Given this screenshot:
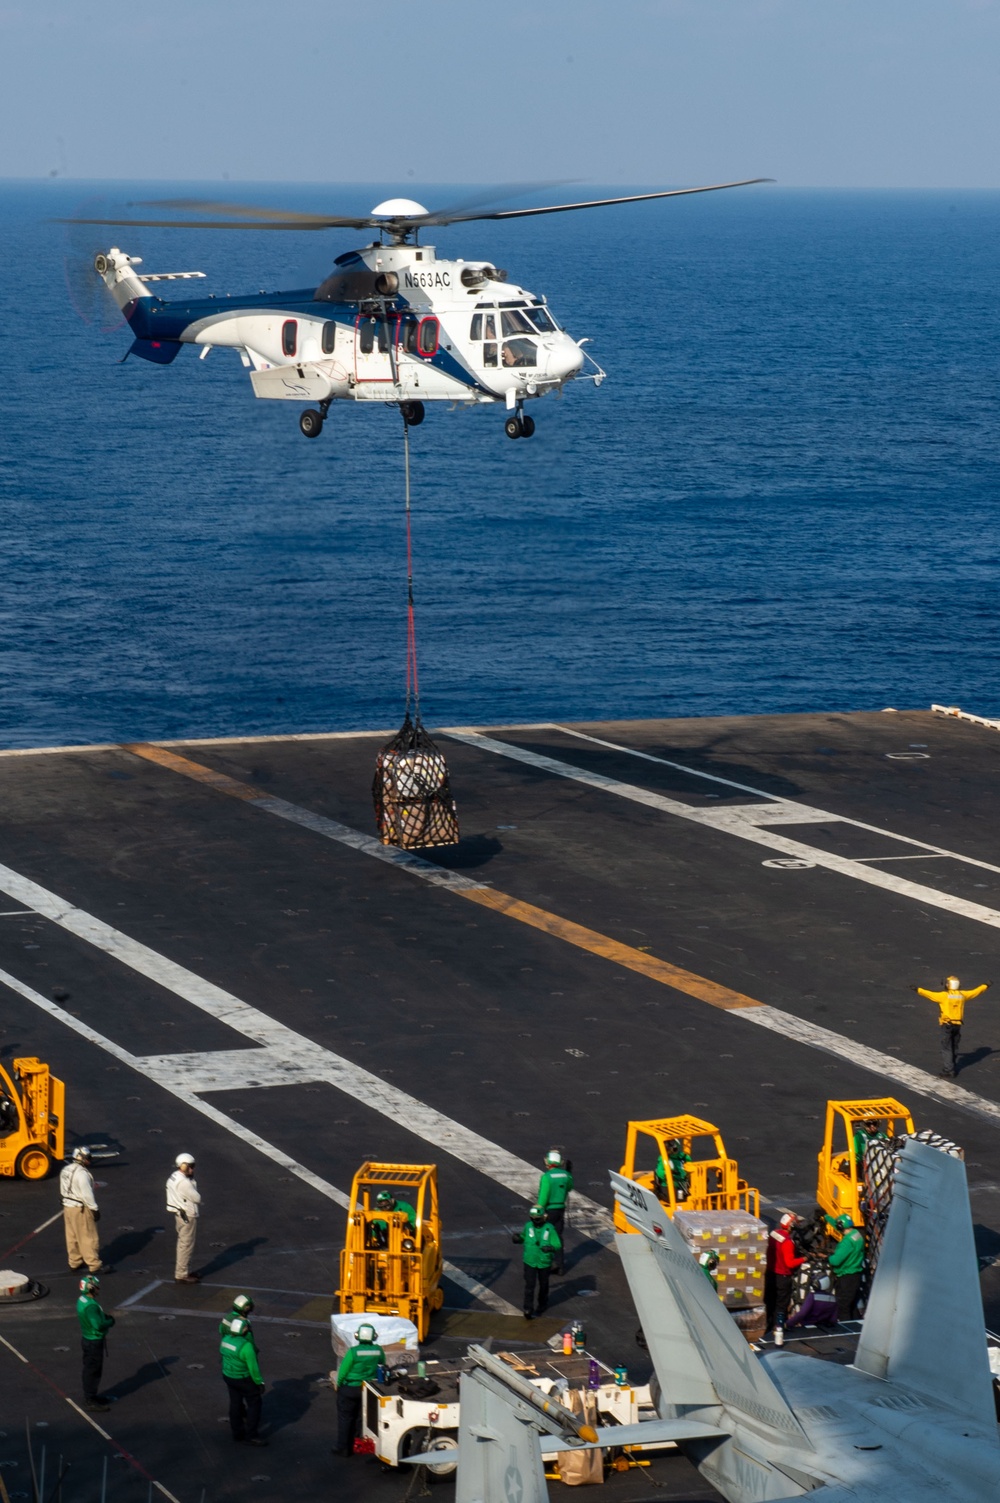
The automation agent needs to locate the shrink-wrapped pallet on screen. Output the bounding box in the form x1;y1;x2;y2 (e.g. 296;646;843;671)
672;1209;768;1309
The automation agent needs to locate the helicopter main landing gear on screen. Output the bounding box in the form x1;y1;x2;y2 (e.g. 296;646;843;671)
299;399;332;439
504;409;535;440
400;400;425;427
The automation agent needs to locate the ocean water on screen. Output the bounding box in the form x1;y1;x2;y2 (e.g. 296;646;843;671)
1;180;999;747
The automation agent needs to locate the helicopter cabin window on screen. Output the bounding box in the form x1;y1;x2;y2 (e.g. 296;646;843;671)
416;317;439;357
470;314;482;340
524;306;556;333
359;317;389;355
500;309;535;337
321;322;337;354
501;337;537;368
281;319;297;357
401;318;419;355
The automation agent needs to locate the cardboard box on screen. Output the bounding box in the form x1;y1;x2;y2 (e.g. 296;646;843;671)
673;1210;768;1310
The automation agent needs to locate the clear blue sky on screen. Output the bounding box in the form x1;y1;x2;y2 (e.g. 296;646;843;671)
3;0;999;187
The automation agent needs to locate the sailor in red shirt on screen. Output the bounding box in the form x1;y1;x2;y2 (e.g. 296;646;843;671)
766;1212;805;1332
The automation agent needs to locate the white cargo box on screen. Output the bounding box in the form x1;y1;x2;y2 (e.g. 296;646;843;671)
330;1312;420;1373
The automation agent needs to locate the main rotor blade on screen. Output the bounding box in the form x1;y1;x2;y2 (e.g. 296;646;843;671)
418;180;579;222
144;198;371;227
55;216;359;231
430;178;774;224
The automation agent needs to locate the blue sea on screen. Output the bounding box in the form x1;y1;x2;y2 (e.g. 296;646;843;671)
1;181;999;747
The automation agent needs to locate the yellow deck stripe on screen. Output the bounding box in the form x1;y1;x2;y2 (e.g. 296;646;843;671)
126;742;763;1014
461;887;760;1010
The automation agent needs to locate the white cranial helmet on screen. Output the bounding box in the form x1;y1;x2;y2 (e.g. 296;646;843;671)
175;1152;195;1167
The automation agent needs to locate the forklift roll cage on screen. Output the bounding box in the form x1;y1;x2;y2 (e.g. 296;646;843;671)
337;1162;444;1340
614;1115;760;1232
816;1097;914;1232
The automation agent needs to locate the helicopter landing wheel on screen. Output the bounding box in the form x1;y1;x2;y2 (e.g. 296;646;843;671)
519;414;535;438
401;400;425;427
299;408;324;438
504;416;522;440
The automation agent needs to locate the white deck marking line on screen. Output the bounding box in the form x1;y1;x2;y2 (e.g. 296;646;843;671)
445;731;1000;931
0;1332;29;1362
0;959;552;1311
546;723;1000;876
117;1279;163;1310
63;1396;113;1440
855;853;949;862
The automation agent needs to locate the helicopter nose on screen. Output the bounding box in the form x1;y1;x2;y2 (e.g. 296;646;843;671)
547;335;585;381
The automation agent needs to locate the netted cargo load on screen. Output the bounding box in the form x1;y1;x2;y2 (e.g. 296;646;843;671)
673;1209;768;1309
373;715;459;850
863;1130;963;1276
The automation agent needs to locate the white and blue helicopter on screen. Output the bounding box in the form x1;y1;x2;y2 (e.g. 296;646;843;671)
70;180;767;440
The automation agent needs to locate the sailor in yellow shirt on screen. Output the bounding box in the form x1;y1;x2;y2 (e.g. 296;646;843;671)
912;974;991;1078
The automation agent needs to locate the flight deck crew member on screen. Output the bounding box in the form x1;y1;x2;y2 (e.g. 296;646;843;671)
370;1190;416;1247
166;1152;201;1283
219;1293;255;1337
513;1205;561;1319
76;1274;114;1411
537;1148;573;1275
60;1147;106;1274
827;1215;866;1320
332;1323;385;1456
765;1213;804;1331
220;1316;267;1444
913;975;991;1078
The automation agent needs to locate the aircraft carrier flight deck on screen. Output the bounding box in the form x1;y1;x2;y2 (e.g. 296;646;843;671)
1;706;999;1503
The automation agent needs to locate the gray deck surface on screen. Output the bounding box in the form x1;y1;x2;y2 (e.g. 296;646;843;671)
1;708;998;1503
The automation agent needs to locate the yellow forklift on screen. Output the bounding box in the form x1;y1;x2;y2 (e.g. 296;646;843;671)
337;1162;444;1340
816;1097;914;1232
614;1115;760;1233
0;1058;65;1180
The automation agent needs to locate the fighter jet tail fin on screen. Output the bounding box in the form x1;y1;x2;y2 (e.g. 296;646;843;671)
855;1137;996;1433
611;1172;807;1441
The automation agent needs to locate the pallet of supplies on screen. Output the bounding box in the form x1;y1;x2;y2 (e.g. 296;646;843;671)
672;1209;767;1309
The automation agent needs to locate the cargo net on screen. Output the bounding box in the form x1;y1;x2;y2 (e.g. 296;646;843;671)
373;715;460;850
862;1129;964;1278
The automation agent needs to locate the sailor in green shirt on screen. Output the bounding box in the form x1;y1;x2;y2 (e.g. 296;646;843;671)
370;1190;417;1248
537;1148;572;1275
513;1206;561;1319
220;1316;266;1445
333;1323;386;1457
828;1215;866;1322
76;1274;114;1412
654;1140;691;1204
218;1292;255;1338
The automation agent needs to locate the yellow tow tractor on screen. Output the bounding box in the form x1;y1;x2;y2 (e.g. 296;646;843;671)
614;1115;760;1233
0;1058;65;1180
816;1097;914;1232
337;1162;444;1340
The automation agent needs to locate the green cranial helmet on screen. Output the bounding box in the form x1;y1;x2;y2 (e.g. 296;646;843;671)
528;1205;546;1222
667;1138;682;1153
837;1214;856;1231
233;1294;254;1316
79;1274;100;1295
356;1323;377;1344
375;1190;395;1208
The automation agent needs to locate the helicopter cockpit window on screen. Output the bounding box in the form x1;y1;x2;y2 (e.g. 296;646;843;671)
321;322;337;354
470;314;482;340
501;338;537;368
500;309;534;337
524;307;556;333
282;319;298;357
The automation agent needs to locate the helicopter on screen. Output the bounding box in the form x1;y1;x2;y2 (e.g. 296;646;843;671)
69;180;769;441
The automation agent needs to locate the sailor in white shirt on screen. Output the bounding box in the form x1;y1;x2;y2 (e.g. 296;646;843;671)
59;1146;105;1273
166;1152;202;1283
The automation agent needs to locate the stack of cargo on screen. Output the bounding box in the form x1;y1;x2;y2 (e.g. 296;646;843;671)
673;1209;767;1313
